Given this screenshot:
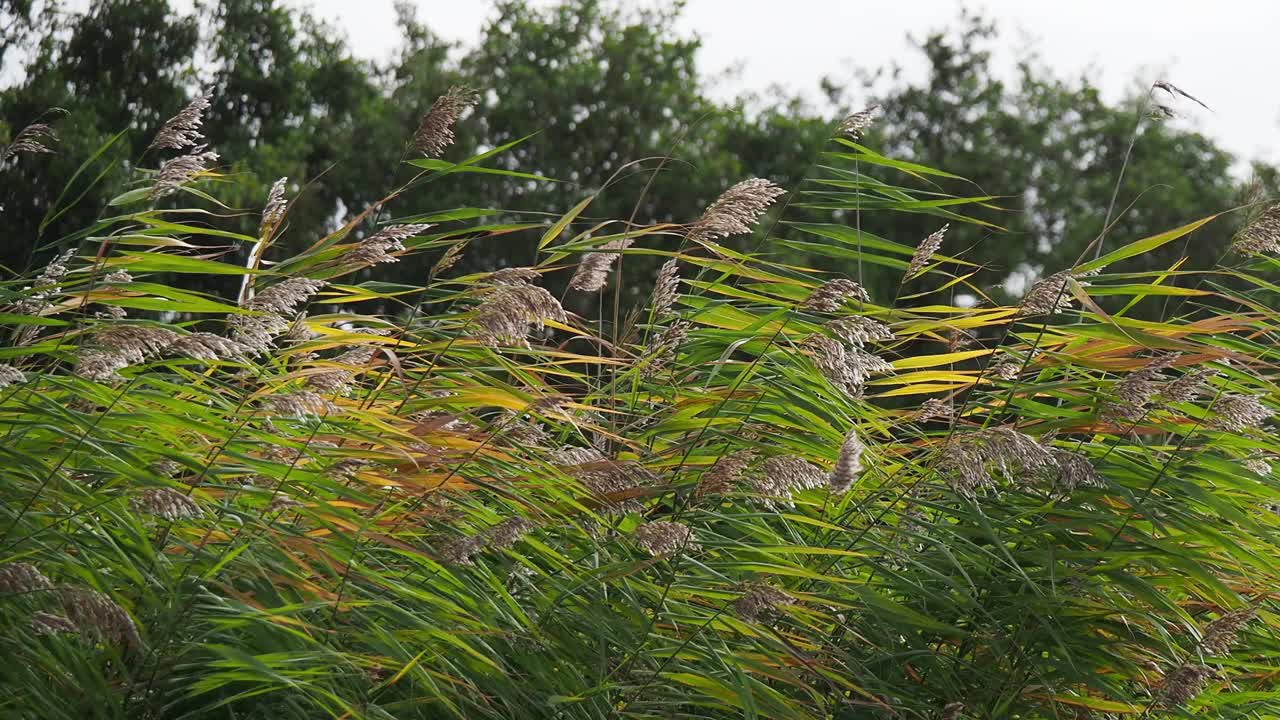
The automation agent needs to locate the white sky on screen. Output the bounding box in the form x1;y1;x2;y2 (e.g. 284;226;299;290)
294;0;1279;169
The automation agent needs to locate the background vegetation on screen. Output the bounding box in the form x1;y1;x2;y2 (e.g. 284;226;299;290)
2;1;1280;719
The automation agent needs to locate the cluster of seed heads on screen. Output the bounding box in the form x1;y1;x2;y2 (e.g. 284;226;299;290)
686;178;785;244
305;346;376;395
802;334;893;397
1103;354;1180;421
801;278;870;312
471;270;567;349
918;398;954;421
413;86;479;157
149;93;211;151
938;427;1057;497
631;521;696;556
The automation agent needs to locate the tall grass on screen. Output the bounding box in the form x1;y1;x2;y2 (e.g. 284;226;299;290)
1;92;1279;720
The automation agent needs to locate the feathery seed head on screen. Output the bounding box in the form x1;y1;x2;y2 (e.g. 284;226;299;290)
13;249;74;318
150;147;219;199
1212;394;1272;431
75;349;131;384
826;315;894;347
836;105;880;139
439;533;485;566
632;521;696;556
413;86;479;157
568;237;633;293
1020;271;1081;316
102;269;132;284
687;178;785;244
0;364;27;389
133;487;202;521
231;278;325;355
1157;664;1215;708
473;283;567;349
259;390;339;419
0;562;53;594
733;582;793;623
651;259;681;317
55;586;142;652
341;223;432;267
1232;204;1280;256
697;450;757;497
1244;456;1273;475
753;455;826;503
803;334;892;397
918;398;954;421
829;429;865;493
484;266;541;286
802;278;870;312
908;224;948;277
1;121;58;163
165;332;247;362
1201;606;1256;655
1044;448;1104;494
643;320;689;377
939;427;1055;497
31;612;77;636
148;93;211;151
1104;353;1180;420
260;177;289;238
487;516;535;551
1161;367;1217;404
91;325;180;365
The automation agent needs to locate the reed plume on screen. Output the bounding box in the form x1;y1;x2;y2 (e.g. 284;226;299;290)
413;86;479;157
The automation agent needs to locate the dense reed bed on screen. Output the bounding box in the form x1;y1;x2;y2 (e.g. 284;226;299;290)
1;90;1279;719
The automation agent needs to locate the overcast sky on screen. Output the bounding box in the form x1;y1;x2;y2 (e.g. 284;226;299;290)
293;0;1279;170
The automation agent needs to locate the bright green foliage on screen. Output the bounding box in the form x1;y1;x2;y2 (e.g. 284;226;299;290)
1;82;1280;720
5;0;1272;308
